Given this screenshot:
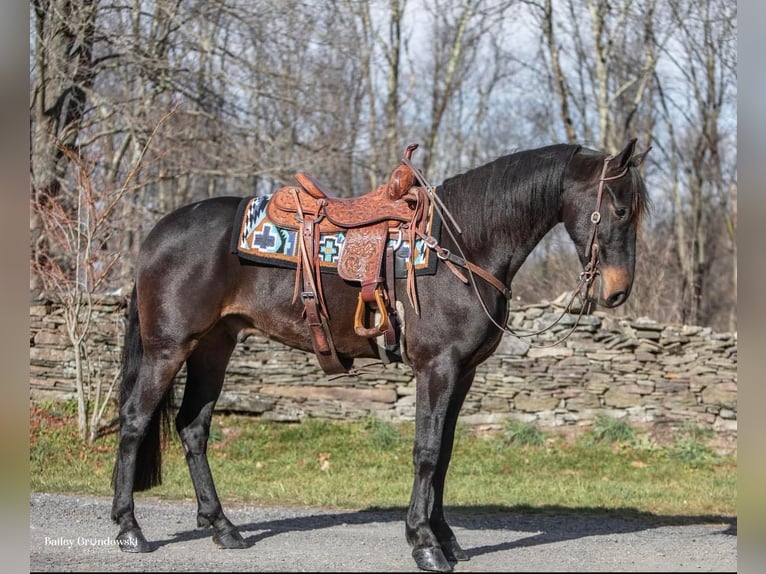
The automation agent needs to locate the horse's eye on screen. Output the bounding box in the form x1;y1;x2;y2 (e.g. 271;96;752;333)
614;208;627;219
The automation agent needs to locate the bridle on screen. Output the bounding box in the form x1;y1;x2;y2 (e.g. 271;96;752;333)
404;153;630;347
506;155;630;346
581;154;631;298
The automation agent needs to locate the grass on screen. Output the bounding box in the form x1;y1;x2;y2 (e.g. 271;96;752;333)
503;419;546;447
591;414;637;444
29;404;736;519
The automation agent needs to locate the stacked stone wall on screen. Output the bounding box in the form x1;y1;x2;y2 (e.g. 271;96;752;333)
29;297;737;440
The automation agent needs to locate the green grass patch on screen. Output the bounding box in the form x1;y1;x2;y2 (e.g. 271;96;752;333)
29;405;736;518
671;422;718;468
362;416;403;449
590;414;637;444
503;419;546;447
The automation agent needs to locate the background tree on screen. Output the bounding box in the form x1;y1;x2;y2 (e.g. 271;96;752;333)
31;111;173;442
510;0;735;331
29;0;738;347
30;0;98;291
652;0;737;328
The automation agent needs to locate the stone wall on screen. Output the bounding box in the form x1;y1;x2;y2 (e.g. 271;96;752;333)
29;296;737;440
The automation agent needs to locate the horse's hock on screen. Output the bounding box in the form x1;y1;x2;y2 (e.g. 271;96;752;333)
29;295;737;448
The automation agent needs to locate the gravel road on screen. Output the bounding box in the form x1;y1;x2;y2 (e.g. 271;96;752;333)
30;492;736;572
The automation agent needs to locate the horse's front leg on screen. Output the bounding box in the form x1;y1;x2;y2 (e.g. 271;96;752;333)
428;368;476;564
406;361;470;572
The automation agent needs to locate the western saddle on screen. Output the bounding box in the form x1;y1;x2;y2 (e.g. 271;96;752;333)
266;144;431;374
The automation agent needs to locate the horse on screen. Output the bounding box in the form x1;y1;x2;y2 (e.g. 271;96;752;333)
111;139;649;572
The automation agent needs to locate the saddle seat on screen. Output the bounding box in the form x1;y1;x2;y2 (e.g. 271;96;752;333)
267;143;422;233
267;144;429;376
266;179;420;234
292;144;418;203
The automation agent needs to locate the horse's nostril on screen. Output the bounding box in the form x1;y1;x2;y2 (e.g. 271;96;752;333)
606;290;628;307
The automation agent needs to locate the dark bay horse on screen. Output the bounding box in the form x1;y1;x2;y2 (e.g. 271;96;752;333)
111;140;649;571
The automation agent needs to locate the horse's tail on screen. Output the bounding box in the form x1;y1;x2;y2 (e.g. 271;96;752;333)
112;284;172;492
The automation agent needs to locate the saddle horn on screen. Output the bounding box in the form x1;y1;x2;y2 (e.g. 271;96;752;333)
387;144;420;201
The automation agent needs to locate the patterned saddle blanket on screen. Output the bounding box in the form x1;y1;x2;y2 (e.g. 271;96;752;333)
230;194;440;278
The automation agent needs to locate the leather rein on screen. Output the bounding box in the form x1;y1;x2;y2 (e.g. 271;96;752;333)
403;154;629;347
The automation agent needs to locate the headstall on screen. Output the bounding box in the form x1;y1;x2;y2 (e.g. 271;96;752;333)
404;154;630;347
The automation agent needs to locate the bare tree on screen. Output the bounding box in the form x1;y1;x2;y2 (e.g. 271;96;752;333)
651;0;736;327
31;108;172;442
526;0;667;148
30;0;99;293
415;0;517;175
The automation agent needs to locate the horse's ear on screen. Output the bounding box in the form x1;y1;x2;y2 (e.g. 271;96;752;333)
630;146;651;168
613;138;638;169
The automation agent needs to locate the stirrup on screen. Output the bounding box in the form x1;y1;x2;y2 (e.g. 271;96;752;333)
354;287;391;338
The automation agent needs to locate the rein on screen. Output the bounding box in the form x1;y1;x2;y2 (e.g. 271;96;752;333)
403;154;628;347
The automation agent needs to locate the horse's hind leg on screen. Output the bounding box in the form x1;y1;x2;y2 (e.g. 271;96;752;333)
175;323;246;549
112;351;185;552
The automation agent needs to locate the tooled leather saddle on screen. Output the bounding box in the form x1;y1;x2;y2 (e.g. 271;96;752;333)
267;144;431;375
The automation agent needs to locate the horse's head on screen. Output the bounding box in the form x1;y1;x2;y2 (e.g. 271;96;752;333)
562;139;650;308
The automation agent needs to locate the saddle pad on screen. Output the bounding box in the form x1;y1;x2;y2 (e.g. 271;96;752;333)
230;195;440;278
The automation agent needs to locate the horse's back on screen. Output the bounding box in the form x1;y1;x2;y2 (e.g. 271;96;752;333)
140;196;241;254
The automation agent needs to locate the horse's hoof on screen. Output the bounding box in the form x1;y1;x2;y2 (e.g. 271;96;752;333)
213;528;248;549
441;538;469;562
116;528;152;553
412;546;453;572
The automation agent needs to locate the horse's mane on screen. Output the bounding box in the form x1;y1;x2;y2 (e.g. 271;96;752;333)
438;144;581;247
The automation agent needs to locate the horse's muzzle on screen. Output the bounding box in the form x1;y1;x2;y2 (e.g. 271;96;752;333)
598;266;633;308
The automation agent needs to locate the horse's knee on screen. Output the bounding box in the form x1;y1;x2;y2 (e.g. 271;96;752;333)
413;444;441;473
118;413;150;437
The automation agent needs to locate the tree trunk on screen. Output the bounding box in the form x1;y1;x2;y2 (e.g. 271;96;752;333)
30;0;97;293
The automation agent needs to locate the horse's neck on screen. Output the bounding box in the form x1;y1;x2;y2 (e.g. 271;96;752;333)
511;194;563;270
441;172;562;284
